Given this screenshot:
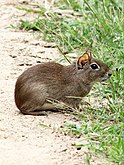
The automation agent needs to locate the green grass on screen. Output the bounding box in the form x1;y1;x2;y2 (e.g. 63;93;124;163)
15;0;124;164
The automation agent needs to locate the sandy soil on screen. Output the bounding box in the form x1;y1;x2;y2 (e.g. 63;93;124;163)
0;1;112;165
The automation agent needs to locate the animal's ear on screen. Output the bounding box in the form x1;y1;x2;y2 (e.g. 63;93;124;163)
77;52;92;69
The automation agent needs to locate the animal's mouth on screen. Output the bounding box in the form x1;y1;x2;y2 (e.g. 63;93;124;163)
101;73;112;81
101;77;110;81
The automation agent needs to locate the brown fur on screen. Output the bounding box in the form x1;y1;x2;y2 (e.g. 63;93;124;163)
14;52;112;115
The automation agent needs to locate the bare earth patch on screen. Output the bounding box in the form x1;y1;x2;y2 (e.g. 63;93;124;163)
0;1;111;165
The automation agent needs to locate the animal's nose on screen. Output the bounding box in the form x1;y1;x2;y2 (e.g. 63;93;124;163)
108;71;112;77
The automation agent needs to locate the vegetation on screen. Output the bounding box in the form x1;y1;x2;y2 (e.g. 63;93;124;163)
16;0;124;164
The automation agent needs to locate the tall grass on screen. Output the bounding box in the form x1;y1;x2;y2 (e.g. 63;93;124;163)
16;0;124;164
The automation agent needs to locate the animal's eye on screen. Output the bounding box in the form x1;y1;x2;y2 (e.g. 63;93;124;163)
90;63;99;70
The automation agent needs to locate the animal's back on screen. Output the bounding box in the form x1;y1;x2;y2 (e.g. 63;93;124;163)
17;62;64;83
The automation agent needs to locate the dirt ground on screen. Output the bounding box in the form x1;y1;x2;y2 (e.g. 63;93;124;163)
0;1;111;165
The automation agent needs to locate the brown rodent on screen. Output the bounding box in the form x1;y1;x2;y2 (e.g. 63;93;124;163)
14;51;112;115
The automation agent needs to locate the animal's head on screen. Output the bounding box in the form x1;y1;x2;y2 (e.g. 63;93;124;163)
76;51;112;84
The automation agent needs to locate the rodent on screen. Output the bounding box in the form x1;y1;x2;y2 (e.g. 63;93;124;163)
14;51;112;115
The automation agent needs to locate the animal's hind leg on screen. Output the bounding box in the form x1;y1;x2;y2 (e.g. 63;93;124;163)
20;102;56;116
21;109;47;116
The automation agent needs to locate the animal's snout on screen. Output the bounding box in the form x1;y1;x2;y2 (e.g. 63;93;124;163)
107;71;112;78
101;70;112;81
